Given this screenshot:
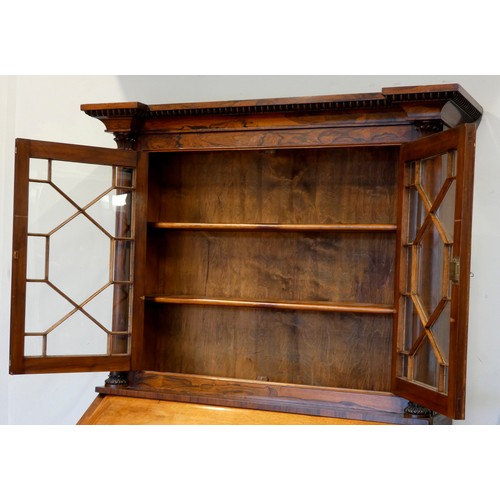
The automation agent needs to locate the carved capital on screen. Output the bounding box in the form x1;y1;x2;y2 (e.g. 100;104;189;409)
415;120;444;136
114;132;137;150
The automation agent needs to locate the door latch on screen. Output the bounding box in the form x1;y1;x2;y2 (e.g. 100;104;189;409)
450;257;460;284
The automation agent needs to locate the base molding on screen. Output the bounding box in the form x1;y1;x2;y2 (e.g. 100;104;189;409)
94;371;451;425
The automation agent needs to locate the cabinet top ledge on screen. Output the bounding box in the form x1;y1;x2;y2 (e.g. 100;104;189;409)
80;83;482;123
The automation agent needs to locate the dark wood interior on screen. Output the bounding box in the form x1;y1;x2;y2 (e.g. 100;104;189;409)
141;146;398;392
147;304;393;391
147;148;398;224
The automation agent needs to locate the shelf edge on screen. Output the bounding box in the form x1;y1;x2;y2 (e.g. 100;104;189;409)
143;296;396;314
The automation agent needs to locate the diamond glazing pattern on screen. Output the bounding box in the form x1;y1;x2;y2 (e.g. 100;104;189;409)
24;159;134;357
404;151;457;393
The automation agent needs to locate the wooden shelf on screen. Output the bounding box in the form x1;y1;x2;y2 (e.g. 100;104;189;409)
149;222;397;232
143;295;396;314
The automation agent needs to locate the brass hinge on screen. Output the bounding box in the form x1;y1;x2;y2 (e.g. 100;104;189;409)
450;257;460;284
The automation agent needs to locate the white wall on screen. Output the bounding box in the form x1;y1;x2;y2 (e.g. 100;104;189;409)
0;76;126;425
1;75;500;424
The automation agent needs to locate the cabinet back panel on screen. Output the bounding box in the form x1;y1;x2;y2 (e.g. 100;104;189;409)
148;148;398;224
150;304;393;391
143;145;397;392
149;230;395;305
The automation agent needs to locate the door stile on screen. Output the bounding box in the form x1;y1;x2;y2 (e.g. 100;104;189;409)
448;123;476;418
10;139;30;374
130;151;149;370
392;141;408;389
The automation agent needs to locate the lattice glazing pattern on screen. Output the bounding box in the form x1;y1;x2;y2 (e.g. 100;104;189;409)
401;151;457;393
24;159;134;357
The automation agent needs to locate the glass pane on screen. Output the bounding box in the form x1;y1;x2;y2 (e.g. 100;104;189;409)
28;182;77;234
83;284;114;332
404;296;422;351
25;282;74;333
400;139;460;399
110;333;130;355
21;150;136;361
86;189;133;237
404;247;412;294
50;214;111;304
436;180;456;242
420;153;448;206
413;335;438;389
27;236;47;280
46;311;108;356
29;158;49;181
51;161;113;208
416;222;446;318
115;167;134;189
430;301;451;365
405;161;416;186
113;241;133;282
83;285;130;332
441;366;448;394
407;186;426;243
112;284;131;330
25;335;44;356
400;354;408;376
446;150;457;177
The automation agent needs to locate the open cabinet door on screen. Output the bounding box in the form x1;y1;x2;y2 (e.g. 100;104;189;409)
392;124;477;419
10;139;140;374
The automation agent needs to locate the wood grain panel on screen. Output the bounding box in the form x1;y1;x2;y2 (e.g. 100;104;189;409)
148;230;395;305
149;304;393;391
148;147;398;224
141;127;414;151
28;139;137;166
21;355;130;374
140;110;408;135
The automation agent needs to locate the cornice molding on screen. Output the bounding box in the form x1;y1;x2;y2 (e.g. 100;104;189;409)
80;84;482;142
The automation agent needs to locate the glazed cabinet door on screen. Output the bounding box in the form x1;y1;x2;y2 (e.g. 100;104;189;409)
10;139;140;374
393;124;476;419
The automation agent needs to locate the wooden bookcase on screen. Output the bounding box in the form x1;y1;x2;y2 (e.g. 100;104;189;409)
9;84;482;424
